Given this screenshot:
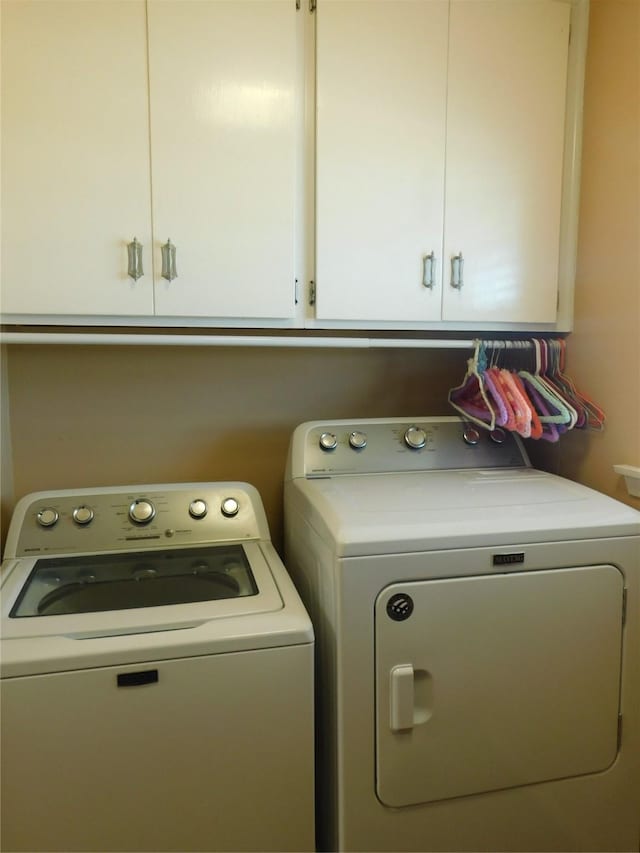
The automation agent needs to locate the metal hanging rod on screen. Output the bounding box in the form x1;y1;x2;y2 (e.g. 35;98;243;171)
0;332;477;349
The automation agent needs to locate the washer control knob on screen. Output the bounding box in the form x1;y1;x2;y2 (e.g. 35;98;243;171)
189;499;208;519
349;431;367;450
72;505;94;526
129;499;156;524
463;426;481;446
319;432;338;451
404;426;426;450
221;497;239;518
37;508;59;528
489;428;507;444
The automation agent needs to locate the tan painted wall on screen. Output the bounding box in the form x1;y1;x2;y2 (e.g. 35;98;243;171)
529;0;640;509
3;0;639;552
3;344;460;553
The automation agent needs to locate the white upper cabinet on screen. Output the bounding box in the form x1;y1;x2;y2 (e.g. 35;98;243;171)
1;0;153;317
1;0;298;324
315;0;449;323
313;0;574;327
442;0;570;323
148;1;298;321
1;0;584;330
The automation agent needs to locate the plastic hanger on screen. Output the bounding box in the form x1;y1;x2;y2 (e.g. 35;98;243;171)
518;340;573;426
448;340;497;430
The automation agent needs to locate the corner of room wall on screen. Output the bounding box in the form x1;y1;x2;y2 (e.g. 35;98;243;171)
1;345;15;549
552;0;640;508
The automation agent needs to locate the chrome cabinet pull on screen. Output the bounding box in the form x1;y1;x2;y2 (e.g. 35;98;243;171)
450;252;464;289
422;251;436;289
161;239;178;282
127;237;144;281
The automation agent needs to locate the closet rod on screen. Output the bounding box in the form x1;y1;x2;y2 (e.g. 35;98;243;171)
0;332;476;349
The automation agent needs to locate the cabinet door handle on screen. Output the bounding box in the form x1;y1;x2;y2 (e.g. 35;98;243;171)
161;239;178;282
450;252;464;289
422;251;436;289
127;237;144;281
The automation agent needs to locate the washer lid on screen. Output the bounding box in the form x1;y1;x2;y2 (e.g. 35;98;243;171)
9;544;258;619
1;542;284;640
289;468;640;556
1;540;313;676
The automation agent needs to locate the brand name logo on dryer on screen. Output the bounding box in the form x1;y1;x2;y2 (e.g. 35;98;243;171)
493;552;525;566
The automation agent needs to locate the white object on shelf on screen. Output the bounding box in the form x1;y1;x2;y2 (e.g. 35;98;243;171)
613;465;640;497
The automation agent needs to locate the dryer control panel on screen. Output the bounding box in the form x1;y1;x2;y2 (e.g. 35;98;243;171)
289;417;530;479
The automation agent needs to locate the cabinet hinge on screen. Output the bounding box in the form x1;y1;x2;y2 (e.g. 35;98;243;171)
309;0;316;11
622;587;628;625
309;280;316;306
617;714;623;750
296;0;300;9
294;278;299;305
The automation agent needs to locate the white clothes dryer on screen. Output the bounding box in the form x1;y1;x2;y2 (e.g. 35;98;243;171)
1;482;314;853
284;417;640;853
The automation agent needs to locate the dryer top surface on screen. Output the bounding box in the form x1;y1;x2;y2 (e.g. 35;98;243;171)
287;466;640;556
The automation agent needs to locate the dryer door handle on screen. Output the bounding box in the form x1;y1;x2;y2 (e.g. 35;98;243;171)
390;665;415;731
389;664;433;732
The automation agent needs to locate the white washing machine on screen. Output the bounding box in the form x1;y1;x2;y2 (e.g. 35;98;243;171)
1;482;314;853
284;417;640;853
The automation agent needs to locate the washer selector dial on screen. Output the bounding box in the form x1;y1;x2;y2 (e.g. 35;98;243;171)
349;431;367;450
319;432;338;451
73;505;94;526
129;499;156;525
189;499;208;519
221;497;239;518
404;426;427;449
37;508;59;528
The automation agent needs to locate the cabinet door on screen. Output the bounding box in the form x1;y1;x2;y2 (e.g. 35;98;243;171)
148;1;298;321
442;0;571;323
315;0;448;322
1;1;153;317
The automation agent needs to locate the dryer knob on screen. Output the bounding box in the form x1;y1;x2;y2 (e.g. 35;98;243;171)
404;426;426;449
489;428;507;444
349;431;367;450
129;499;156;524
37;508;59;528
319;432;338;451
463;426;481;446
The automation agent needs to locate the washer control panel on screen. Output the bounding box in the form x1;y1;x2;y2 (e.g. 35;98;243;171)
295;417;530;478
5;483;266;559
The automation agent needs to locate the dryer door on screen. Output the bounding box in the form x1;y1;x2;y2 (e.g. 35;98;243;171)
375;565;624;807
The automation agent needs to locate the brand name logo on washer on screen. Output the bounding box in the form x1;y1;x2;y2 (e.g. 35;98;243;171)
493;553;525;565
